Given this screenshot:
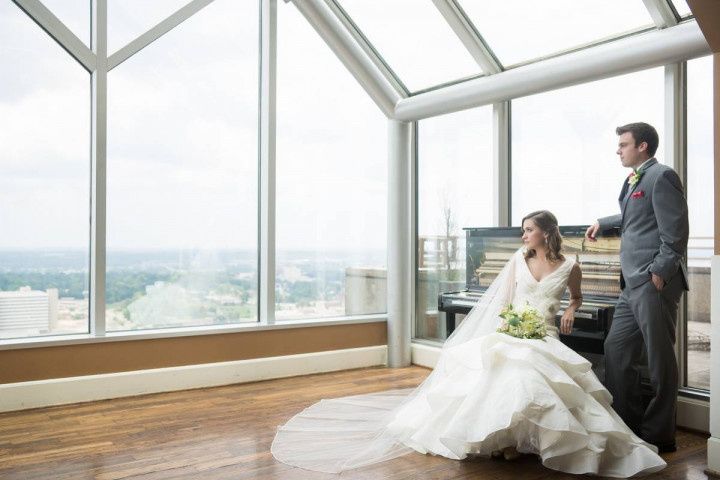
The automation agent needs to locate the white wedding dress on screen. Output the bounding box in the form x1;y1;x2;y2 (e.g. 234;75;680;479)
272;249;666;477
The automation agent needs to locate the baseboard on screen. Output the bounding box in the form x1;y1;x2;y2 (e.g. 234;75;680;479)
708;437;720;475
678;395;710;433
0;345;388;412
411;342;709;433
411;342;441;368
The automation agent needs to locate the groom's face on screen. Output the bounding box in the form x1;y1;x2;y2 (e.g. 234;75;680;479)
617;132;647;169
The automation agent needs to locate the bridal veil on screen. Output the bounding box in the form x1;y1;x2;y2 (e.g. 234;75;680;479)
270;250;520;472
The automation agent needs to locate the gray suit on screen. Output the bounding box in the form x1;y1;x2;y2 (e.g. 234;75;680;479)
597;157;689;446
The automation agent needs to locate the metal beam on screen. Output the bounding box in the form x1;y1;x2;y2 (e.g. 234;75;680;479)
665;62;688;388
90;0;108;336
287;0;403;118
12;0;96;72
665;63;687;188
642;0;680;28
493;101;510;226
107;0;215;71
325;0;409;96
259;0;277;324
393;21;710;121
431;0;502;74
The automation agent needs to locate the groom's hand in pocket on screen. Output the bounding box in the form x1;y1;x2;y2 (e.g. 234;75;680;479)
585;222;600;242
651;273;665;291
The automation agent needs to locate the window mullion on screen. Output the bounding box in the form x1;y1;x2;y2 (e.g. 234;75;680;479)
259;0;277;325
493;101;510;227
90;0;108;337
665;62;687;386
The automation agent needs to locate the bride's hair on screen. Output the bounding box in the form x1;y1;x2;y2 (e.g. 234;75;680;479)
521;210;564;262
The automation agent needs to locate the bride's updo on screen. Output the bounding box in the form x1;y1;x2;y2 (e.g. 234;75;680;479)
521;210;564;262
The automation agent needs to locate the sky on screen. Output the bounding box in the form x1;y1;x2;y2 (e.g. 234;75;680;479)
0;0;712;254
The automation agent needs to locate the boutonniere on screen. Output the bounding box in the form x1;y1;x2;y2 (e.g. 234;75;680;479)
631;190;645;199
628;170;643;186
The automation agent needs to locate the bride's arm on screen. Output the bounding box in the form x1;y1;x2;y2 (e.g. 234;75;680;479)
560;264;583;335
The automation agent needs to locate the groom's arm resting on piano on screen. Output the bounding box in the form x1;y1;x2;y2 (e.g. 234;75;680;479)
585;214;621;242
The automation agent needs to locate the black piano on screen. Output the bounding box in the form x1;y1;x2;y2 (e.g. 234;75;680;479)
439;226;621;366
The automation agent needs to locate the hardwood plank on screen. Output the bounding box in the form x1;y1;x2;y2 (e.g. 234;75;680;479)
0;366;709;479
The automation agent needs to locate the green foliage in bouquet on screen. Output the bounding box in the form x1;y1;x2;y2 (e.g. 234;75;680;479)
496;303;548;340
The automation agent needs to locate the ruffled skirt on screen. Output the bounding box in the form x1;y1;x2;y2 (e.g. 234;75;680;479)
271;333;666;477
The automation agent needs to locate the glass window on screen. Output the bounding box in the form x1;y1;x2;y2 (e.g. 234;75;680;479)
106;0;258;331
671;0;693;18
511;67;665;225
686;55;713;391
108;0;188;54
41;0;90;46
276;3;387;321
459;0;654;67
337;0;481;92
416;107;494;341
0;3;90;339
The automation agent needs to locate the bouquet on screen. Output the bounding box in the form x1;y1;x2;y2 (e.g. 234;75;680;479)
496;303;548;339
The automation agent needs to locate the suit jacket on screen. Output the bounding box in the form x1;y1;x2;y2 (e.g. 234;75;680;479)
598;158;689;291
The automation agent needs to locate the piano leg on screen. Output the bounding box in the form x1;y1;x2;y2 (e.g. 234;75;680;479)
446;312;456;337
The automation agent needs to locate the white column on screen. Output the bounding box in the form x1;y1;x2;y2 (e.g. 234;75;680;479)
387;120;414;367
709;257;720;474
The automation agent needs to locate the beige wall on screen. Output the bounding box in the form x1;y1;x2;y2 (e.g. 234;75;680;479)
716;52;719;255
0;322;387;384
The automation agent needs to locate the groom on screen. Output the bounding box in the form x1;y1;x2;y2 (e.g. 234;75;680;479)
585;122;688;453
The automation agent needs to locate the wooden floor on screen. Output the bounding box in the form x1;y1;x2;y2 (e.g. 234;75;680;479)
0;366;710;479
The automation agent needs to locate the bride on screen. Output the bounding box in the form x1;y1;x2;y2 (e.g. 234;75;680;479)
271;210;666;477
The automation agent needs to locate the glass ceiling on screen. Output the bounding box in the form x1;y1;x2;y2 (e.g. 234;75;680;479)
41;0;90;46
337;0;482;92
671;0;693;17
459;0;655;68
333;0;669;94
27;0;699;97
108;0;189;54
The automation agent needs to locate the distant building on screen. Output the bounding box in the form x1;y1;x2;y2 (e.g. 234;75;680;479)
0;286;59;336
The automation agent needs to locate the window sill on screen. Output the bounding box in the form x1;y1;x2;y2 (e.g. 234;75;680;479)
0;314;388;351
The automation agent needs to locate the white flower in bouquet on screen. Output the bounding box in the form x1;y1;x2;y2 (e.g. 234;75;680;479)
496;303;548;340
